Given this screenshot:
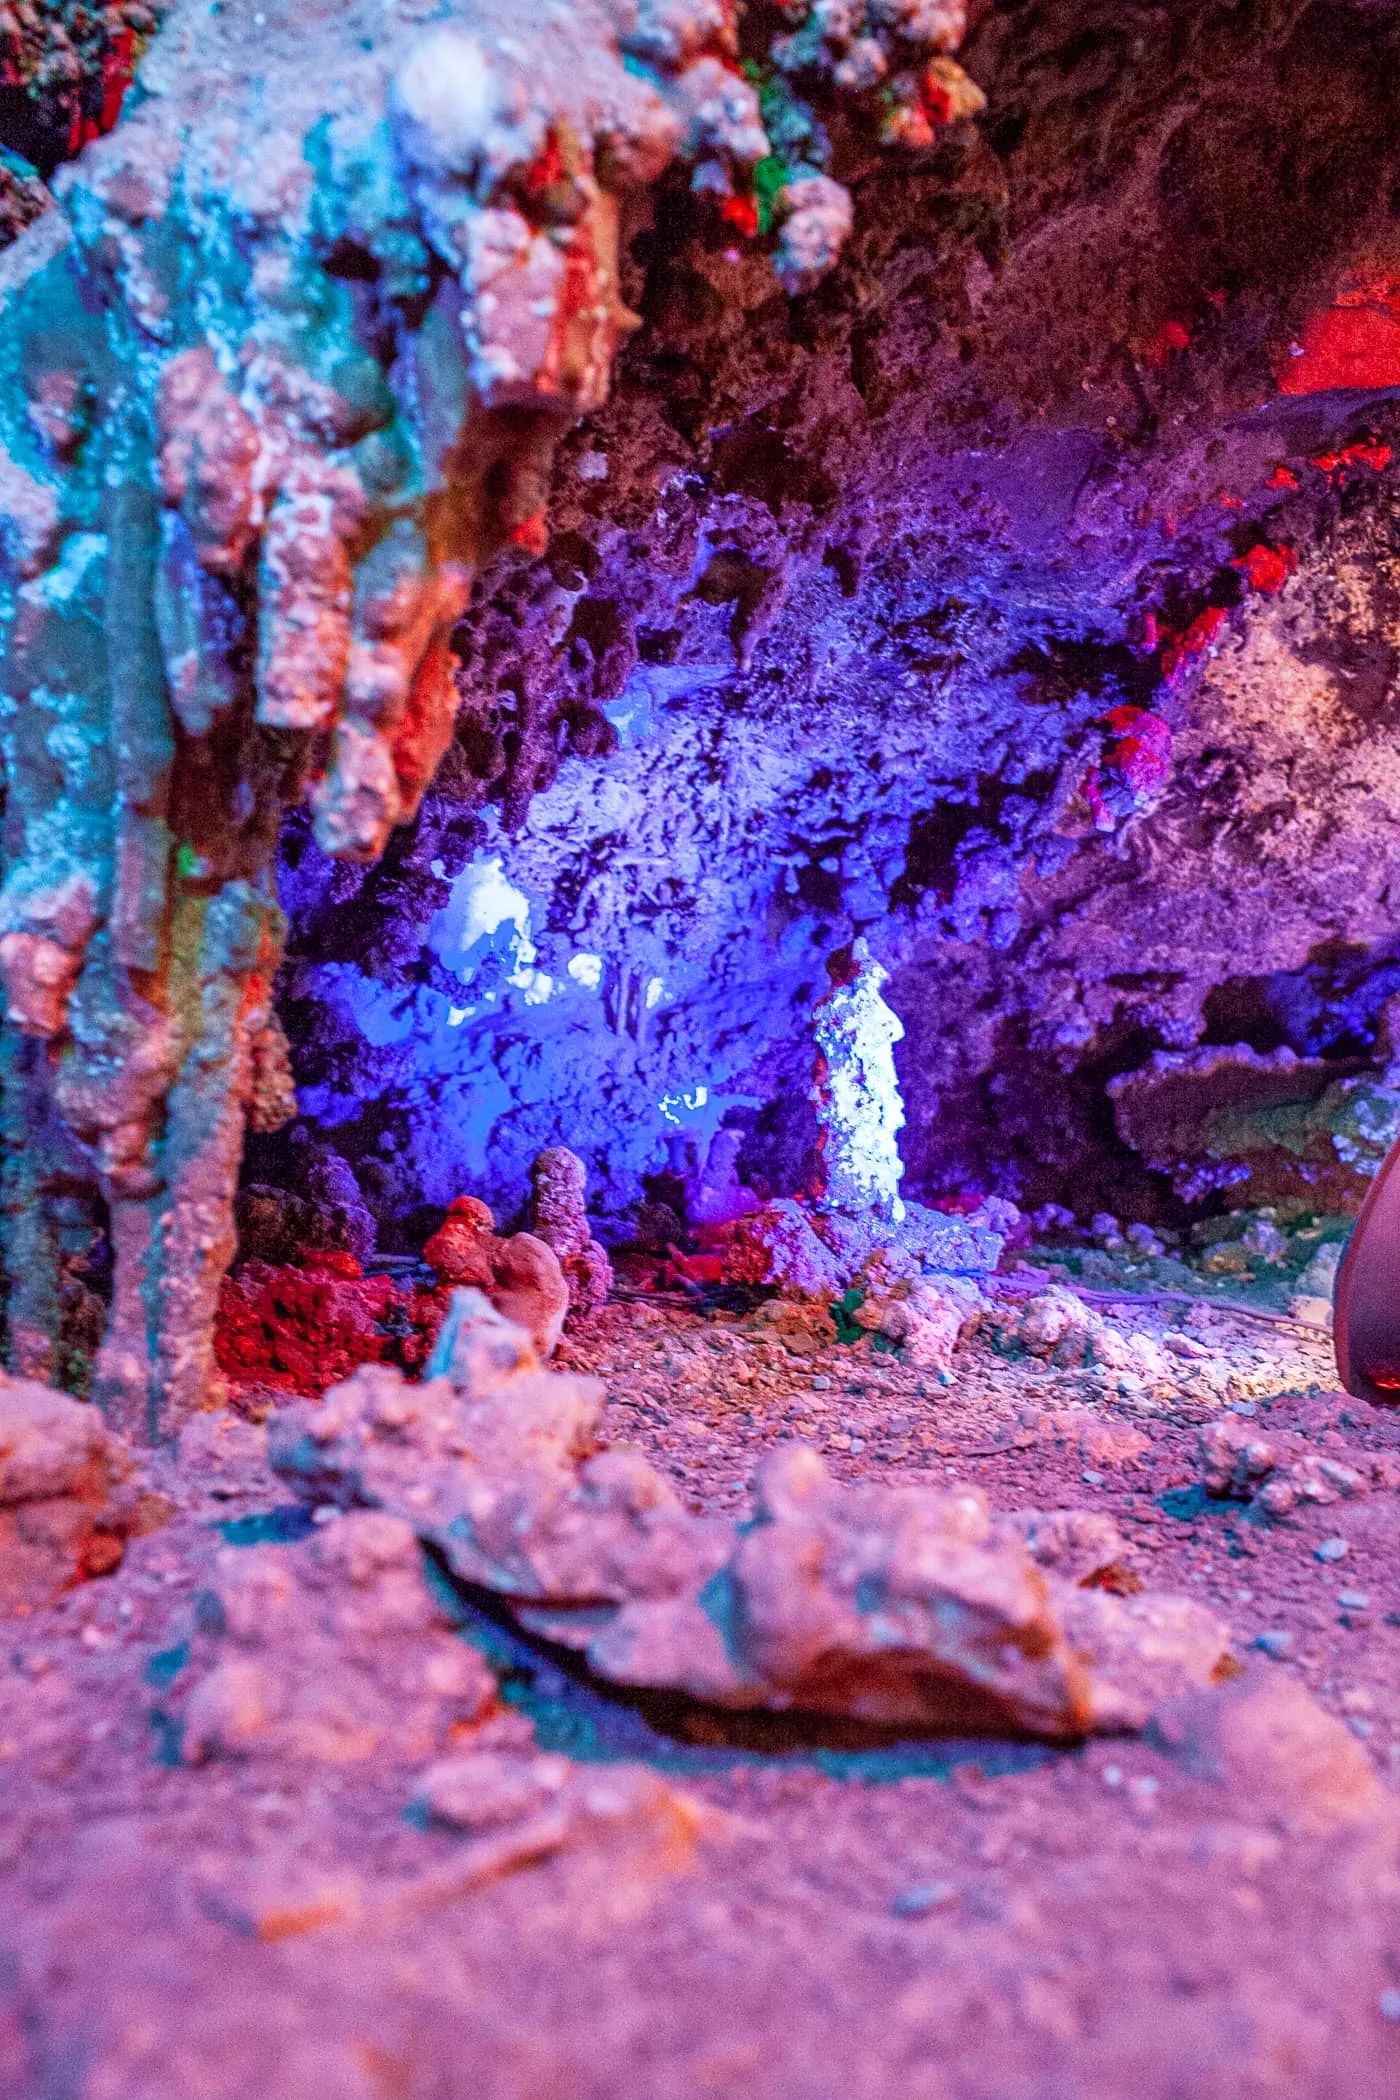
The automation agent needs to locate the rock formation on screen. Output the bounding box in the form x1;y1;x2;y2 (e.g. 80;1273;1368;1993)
0;1368;137;1608
424;1195;571;1354
0;0;978;1436
271;1287;1231;1738
810;936;908;1222
180;1508;496;1766
529;1145;613;1315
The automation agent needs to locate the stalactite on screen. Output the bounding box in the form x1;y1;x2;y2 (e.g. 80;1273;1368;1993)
0;0;978;1435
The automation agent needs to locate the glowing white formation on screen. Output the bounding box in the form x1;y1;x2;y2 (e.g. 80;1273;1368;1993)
432;855;553;1004
659;1084;710;1125
810;937;907;1222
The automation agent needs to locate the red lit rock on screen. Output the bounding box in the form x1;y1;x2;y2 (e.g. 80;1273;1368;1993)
422;1198;499;1292
1279;277;1400;394
214;1260;445;1395
1233;543;1298;594
0;1371;133;1609
425;1197;570;1355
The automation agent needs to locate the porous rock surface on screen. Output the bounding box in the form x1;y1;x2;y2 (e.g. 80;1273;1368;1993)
0;1366;134;1608
256;0;1400;1271
530;1143;615;1314
270;1288;1230;1735
0;0;975;1436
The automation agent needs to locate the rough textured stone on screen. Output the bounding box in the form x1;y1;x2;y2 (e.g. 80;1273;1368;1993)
271;1289;1230;1738
180;1509;496;1765
530;1146;614;1316
1199;1414;1400;1520
0;0;972;1436
424;1199;571;1355
0;1368;132;1608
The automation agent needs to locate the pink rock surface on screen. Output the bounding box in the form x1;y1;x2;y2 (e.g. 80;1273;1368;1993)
1;1291;1400;2094
0;1371;135;1610
270;1291;1230;1737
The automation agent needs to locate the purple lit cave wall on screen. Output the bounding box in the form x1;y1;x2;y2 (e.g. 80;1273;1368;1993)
259;5;1400;1253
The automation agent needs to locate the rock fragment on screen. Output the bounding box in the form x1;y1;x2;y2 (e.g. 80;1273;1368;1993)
180;1509;495;1765
271;1290;1232;1741
0;1370;133;1610
1198;1417;1399;1519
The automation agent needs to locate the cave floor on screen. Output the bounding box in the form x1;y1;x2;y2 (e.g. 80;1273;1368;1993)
4;1289;1400;2098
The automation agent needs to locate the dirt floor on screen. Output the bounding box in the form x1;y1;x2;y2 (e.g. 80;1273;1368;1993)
4;1268;1400;2099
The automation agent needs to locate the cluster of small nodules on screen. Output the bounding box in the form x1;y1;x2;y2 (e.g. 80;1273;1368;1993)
1027;1204;1344;1330
214;1257;448;1398
768;0;983;149
217;1147;610;1396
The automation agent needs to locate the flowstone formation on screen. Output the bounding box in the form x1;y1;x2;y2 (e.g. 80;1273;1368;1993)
0;0;981;1439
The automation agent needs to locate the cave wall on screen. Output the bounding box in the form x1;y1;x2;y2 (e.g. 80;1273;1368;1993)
265;0;1400;1245
5;0;1400;1302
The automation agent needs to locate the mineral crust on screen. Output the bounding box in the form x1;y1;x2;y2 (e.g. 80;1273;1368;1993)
0;0;975;1435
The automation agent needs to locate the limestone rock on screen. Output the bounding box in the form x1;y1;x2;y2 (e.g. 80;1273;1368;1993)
180;1510;495;1766
530;1146;613;1316
0;1370;132;1610
1198;1415;1399;1519
271;1293;1232;1740
425;1201;570;1355
1056;1586;1236;1733
1002;1506;1131;1585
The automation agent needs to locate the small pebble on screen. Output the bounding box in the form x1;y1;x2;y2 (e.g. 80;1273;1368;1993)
1102;1765;1123;1787
1315;1537;1349;1563
1337;1590;1371;1611
1081;1469;1105;1487
891;1882;958;1918
1254;1630;1294;1657
850;1438;866;1455
1380;1989;1400;2023
811;1375;830;1391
